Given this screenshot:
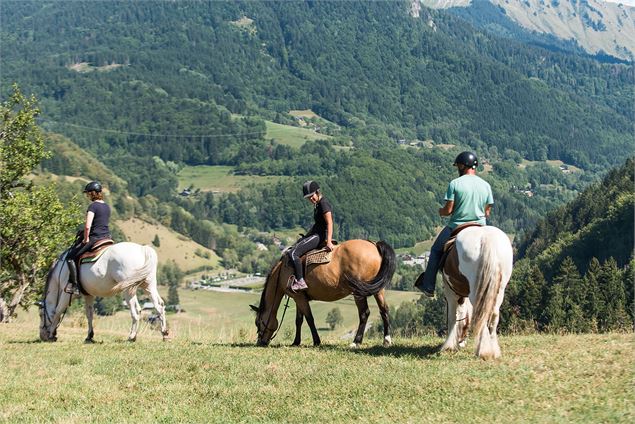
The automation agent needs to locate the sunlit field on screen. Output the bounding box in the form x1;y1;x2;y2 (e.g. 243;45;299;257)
1;287;632;422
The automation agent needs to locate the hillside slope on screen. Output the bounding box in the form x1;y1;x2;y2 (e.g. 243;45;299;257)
517;157;634;277
421;0;635;61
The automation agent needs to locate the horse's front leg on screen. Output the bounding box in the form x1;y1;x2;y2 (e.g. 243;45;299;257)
124;290;141;342
293;294;320;346
373;289;391;346
84;295;96;343
351;295;370;348
292;309;304;346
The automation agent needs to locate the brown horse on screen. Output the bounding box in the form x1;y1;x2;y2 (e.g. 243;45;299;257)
252;240;396;347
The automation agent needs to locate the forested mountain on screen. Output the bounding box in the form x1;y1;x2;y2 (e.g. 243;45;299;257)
516;157;634;279
421;0;635;61
1;1;631;168
500;157;634;334
1;1;632;249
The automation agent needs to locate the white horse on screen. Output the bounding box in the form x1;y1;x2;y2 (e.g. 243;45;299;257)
441;226;513;360
39;242;169;343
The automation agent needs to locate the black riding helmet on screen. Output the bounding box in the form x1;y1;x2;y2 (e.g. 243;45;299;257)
302;180;320;198
83;181;102;193
454;151;478;169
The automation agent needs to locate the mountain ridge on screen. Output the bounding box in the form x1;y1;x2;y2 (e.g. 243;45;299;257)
419;0;635;61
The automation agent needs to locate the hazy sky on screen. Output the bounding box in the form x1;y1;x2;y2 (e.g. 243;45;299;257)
602;0;635;6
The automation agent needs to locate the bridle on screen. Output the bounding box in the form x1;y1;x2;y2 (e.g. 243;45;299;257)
258;261;290;343
39;255;70;338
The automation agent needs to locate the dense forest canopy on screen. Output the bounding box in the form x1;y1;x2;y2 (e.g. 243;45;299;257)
1;1;632;249
1;1;631;168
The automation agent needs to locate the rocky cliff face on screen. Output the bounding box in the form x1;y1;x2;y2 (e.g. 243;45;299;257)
419;0;635;61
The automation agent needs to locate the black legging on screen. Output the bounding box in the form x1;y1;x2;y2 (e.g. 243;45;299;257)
66;237;99;262
287;234;322;280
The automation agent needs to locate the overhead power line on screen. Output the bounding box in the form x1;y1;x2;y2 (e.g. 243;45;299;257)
39;119;269;138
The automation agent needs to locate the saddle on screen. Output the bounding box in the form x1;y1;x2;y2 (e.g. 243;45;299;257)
283;243;337;292
439;223;483;298
78;238;114;264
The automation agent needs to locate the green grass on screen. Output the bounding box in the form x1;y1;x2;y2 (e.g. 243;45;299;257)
2;289;631;422
1;318;631;423
178;165;287;192
265;120;330;148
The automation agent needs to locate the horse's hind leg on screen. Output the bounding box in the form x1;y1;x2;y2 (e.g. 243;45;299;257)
146;279;169;341
84;295;96;343
373;289;391;346
124;290;141;342
293;294;320;346
292;309;304;346
351;295;370;348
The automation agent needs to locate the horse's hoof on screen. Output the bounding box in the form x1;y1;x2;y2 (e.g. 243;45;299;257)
383;336;392;347
349;342;360;349
458;340;467;348
84;339;94;344
128;337;136;342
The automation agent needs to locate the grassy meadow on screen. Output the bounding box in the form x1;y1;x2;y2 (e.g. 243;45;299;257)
265;120;331;148
1;286;633;423
177;165;287;193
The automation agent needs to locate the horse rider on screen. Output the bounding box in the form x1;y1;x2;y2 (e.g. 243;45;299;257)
415;151;494;298
65;181;112;294
288;180;335;292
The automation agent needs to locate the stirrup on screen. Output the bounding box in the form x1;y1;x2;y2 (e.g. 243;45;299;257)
64;283;79;295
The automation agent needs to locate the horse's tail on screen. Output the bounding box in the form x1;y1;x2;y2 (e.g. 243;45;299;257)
471;231;503;343
345;240;396;297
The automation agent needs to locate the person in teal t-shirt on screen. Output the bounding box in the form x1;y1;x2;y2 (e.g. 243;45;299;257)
415;151;493;298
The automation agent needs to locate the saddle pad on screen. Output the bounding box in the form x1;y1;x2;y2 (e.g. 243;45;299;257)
79;245;110;264
305;248;333;267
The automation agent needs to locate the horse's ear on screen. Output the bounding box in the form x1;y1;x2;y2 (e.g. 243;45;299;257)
249;304;259;313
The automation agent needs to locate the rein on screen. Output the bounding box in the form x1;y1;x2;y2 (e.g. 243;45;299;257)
260;261;290;342
269;296;290;342
40;256;71;336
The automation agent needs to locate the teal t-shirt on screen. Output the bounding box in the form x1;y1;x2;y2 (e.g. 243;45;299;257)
444;175;494;229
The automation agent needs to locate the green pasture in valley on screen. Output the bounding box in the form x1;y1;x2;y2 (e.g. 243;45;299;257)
265;121;330;148
2;288;631;422
178;165;287;193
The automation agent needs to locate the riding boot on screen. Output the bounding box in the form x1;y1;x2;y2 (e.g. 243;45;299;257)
65;260;80;295
290;277;308;293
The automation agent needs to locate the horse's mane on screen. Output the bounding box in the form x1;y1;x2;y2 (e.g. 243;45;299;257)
258;260;282;312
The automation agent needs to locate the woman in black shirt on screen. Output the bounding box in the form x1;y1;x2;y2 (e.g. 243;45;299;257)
288;180;334;292
65;181;112;293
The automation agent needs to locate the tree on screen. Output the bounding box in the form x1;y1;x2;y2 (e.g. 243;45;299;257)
326;307;343;330
167;281;180;308
598;258;629;331
152;234;161;247
0;85;80;321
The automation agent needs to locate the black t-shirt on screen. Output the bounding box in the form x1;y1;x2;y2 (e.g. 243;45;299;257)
87;201;111;239
309;197;333;239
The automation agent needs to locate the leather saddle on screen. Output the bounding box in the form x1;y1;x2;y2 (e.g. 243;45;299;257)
78;238;115;264
438;223;483;298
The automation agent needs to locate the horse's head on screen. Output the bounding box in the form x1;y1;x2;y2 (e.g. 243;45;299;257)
252;262;283;346
38;257;71;342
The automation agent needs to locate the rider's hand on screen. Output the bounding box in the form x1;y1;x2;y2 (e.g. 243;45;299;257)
83;238;89;244
325;241;334;251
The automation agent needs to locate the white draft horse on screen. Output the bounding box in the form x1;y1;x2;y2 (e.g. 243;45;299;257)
441;225;513;359
39;242;169;342
252;240;396;347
